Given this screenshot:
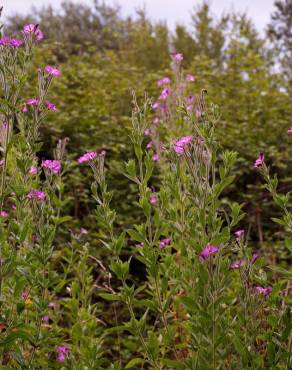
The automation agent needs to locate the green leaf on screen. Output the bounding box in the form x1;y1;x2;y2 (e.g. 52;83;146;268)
125;358;144;369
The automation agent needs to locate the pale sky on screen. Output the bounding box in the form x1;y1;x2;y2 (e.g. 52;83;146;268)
1;0;275;32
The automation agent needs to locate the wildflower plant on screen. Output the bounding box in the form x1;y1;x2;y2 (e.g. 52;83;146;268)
0;13;290;370
86;52;291;369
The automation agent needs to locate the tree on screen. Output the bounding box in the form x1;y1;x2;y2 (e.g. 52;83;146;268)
268;0;292;82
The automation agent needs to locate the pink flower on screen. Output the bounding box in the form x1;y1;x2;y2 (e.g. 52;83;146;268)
159;88;172;100
185;95;195;105
146;141;153;149
23;24;44;40
152;154;159;162
29;166;37;175
42;160;61;174
0;160;4;166
21;289;29;300
171;51;183;62
35;29;44;41
46;101;57;111
254;153;264;168
157;77;171;86
159;238;171;249
235;229;245;238
9;38;23;48
152;102;160;110
45;65;61;77
42;315;49;323
48;302;56;309
27;190;46;201
174;136;193;154
56;345;69;362
199;244;219;260
136;242;144;247
26;98;39;106
255;286;272;296
0;211;8;217
80;228;88;235
153;117;160;125
186;74;195;82
230;259;245;269
78;151;97;164
150;194;158;205
287;127;292;133
196;109;202;118
251;253;259;264
0;35;9;46
23;24;37;34
21;105;28;113
11;204;16;210
144;128;151;136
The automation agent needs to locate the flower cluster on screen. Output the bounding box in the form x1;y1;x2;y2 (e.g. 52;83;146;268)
0;35;23;48
27;190;46;201
159;238;171;249
199;244;219;260
45;65;61;77
174;135;193;154
56;345;70;362
42;160;62;174
254;153;264;167
23;24;44;41
78;151;97;164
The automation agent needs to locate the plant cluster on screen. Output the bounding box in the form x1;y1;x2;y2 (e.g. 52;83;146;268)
0;18;290;370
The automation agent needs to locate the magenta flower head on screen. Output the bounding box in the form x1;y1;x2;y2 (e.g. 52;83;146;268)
0;35;9;46
186;74;195;82
42;160;61;174
46;101;57;111
29;166;37;175
235;229;245;239
23;24;44;41
159;238;171;249
251;253;259;264
152;153;159;162
26;98;39;107
56;345;69;362
157;77;171;86
230;258;245;269
255;286;272;296
27;190;46;201
287;127;292;133
150;194;158;205
146;141;153;150
153;117;160;125
45;65;61;77
171;51;183;62
80;228;88;235
42;315;49;323
254;153;264;168
0;211;8;217
35;29;44;41
0;159;4;166
78;151;97;164
9;38;23;48
174;135;193;154
152;101;160;110
159;88;172;100
23;24;37;34
199;244;219;260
